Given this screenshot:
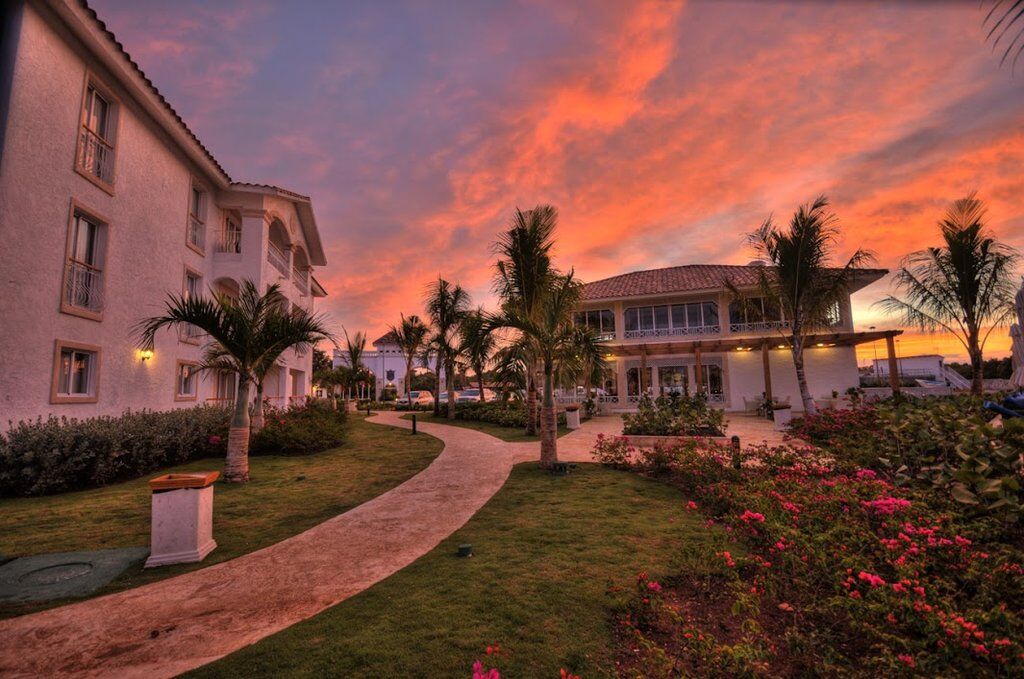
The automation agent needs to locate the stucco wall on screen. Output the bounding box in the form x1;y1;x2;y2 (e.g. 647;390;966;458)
725;346;860;411
0;4;317;425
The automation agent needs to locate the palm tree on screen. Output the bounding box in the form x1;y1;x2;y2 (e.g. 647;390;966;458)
493;205;559;435
390;314;429;400
878;194;1019;395
137;281;334;482
497;272;587;467
984;1;1024;72
490;339;530;402
459;308;496;401
425;277;471;418
740;196;875;416
341;329;367;400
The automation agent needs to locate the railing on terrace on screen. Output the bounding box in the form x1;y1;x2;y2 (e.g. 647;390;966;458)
729;320;791;334
267;242;289;276
64;260;104;312
76;127;114;184
624;325;719;340
187;215;204;250
292;268;309;295
215;228;241;253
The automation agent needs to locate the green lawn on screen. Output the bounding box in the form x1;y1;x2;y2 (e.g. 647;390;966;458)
190;464;731;678
0;415;443;619
399;411;570;442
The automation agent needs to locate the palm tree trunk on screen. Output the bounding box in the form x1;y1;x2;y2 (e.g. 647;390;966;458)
791;337;817;417
405;357;414;399
226;376;251;483
525;373;538;436
478;368;485;402
540;362;557;468
447;363;456;419
969;343;984;396
434;356;442;417
251;381;265;432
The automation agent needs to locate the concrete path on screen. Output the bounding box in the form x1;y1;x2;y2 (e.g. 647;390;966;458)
0;411;789;678
0;412;535;678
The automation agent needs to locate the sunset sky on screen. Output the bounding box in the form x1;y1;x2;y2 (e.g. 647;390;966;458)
92;0;1024;362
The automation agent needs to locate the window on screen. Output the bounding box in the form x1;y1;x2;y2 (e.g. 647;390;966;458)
213;371;236;404
61;205;107;319
658;366;690;395
175;361;199;400
76;81;117;188
573;309;615;337
187;184;206;252
729;297;785;328
51;340;100;403
180;268;203;342
624;301;719;337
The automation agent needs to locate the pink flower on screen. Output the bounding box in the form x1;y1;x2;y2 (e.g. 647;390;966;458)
855;469;877;480
739;510;766;523
647;581;662;592
897;654;916;668
858;571;886;588
861;497;912;516
686;501;698;510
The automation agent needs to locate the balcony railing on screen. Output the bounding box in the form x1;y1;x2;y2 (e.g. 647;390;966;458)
267;242;289;276
624;325;720;340
215;227;241;253
76;127;114;184
64;260;103;312
729;320;791;334
187;215;204;250
292;268;309;295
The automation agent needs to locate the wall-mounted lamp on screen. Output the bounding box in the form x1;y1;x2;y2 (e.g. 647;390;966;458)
140;349;154;361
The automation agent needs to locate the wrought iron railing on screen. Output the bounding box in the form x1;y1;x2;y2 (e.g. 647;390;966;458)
64;260;103;312
216;227;241;253
624;325;720;340
77;127;114;184
267;242;289;276
292;268;309;294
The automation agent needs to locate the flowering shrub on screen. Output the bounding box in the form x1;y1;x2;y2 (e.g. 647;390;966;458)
452;401;566;429
622;392;726;437
0;405;230;496
599;436;1024;675
790;397;1024;519
250;399;347;456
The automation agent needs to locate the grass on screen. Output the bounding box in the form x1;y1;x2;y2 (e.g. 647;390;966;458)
399;411;570;443
189;463;732;678
0;415;443;619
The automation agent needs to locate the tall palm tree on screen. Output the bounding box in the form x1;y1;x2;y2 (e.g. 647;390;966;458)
878;194;1019;395
984;0;1024;72
390;314;429;400
425;277;471;418
341;329;367;400
459;308;496;401
137;281;334;482
497;272;587;467
493;205;559;435
740;196;875;416
490;338;530;402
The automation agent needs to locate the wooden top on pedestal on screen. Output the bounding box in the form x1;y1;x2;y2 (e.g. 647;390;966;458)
148;472;220;491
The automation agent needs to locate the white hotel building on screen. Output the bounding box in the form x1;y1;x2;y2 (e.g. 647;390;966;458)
0;0;328;426
576;263;900;412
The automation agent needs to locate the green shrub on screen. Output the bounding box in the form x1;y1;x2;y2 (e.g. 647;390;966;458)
0;406;230;497
453;401;566;428
622;393;726;436
251;400;347;456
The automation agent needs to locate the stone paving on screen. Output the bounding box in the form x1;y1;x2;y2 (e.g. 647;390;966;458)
0;410;790;678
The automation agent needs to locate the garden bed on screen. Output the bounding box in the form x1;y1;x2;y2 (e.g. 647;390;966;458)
622;433;730;447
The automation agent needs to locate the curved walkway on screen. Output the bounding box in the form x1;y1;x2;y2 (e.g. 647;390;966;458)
0;413;543;678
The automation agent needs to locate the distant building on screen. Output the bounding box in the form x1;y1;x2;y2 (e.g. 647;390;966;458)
0;0;328;424
575;263;896;412
333;332;441;400
871;354;968;388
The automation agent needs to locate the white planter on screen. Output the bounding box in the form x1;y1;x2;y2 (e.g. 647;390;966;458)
145;472;218;567
773;407;793;431
565;408;581;430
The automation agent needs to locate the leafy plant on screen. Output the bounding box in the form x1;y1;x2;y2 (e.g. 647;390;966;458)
622;392;727;437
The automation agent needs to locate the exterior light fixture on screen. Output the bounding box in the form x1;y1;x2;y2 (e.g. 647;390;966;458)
777;344;786;349
140;349;154;361
815;343;825;347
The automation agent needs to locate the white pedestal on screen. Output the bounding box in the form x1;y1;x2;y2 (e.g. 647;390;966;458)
146;475;218;568
566;408;581;430
773;408;793;431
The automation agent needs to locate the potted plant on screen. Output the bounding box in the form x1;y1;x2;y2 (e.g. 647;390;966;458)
564;403;582;430
772;402;793;430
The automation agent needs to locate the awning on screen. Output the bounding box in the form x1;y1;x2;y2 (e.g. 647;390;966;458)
606;329;902;357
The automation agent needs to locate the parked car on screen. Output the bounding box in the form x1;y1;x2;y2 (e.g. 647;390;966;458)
437;391;457;406
456;388;495;403
396;390;434;409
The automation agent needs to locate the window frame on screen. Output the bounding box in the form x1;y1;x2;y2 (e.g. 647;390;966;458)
175;360;200;401
60;199;110;322
51;339;101;404
179;266;204;344
73;73;119;195
186;180;208;255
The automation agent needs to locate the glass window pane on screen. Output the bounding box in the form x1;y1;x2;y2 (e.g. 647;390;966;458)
763;297;781;322
600;309;614;332
703;302;719;326
574;312;586;327
729;301;744;325
653;305;669;329
86;88;109;137
624;308;638;331
640;307;655;330
59;350;72;394
671;305;686;328
684;303;698;327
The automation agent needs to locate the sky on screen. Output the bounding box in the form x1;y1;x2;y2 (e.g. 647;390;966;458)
91;0;1024;362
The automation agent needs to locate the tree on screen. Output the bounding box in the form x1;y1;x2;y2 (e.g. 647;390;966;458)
741;196;875;416
878;194;1019;395
425;277;471;418
983;1;1024;72
496;272;590;467
390;314;429;400
459;308;496;401
136;281;334;482
340;329;367;400
493;205;558;435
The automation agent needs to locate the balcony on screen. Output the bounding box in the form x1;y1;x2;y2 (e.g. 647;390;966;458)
76;127;114;185
624;325;720;340
729;320;791;334
267;242;289;276
63;260;103;313
291;267;309;295
215;227;241;254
